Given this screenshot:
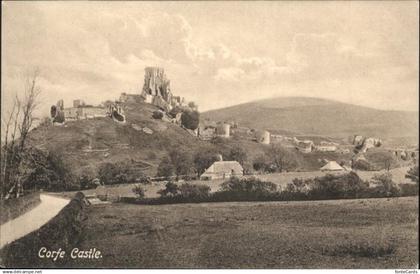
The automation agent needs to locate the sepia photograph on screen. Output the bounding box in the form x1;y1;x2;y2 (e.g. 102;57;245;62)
0;0;419;270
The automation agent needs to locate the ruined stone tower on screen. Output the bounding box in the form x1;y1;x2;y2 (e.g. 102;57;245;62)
141;67;172;102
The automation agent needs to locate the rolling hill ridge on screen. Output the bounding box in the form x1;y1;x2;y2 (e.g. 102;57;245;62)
202;97;419;143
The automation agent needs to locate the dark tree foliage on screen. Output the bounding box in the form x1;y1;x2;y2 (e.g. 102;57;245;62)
193;148;221;176
152;110;164;119
178;183;210;199
181;110;200;130
132;184;145;199
168;149;194;178
98;161;142;185
406;166;419;183
157;157;174;178
220;176;277;194
227;146;248;166
23;149;77;192
157;181;179;197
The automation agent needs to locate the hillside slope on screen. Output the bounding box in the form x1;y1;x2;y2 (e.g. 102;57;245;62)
27;101;207;177
202;97;418;142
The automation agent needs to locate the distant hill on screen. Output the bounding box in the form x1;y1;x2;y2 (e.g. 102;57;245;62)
201;97;419;143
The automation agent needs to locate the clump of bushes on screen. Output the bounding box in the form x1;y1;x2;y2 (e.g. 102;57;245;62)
98;161;147;185
152;110;164;119
132;184;145;199
368;172;400;197
307;171;370;200
213;177;278;201
406;166;419;183
157;181;179;197
252;145;300;173
121;171;418;206
178;183;211;200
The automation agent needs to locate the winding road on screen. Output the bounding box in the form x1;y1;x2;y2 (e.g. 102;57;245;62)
0;194;69;249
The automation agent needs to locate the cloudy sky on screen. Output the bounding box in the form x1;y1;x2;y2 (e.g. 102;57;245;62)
2;1;418;118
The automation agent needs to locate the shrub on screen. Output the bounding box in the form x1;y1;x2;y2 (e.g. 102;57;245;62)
152;110;164;119
193;149;221;176
352;159;374;171
308;171;369;199
370;172;400;197
216;177;278;201
168;149;194;179
98;161;142;185
157;181;179;197
406;166;419;183
132;184;145;199
157;157;174;178
227;146;248;166
178;183;210;200
23;149;78;192
253;154;270;172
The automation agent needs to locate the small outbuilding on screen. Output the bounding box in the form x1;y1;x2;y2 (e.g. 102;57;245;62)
320;161;344;171
200;161;244;180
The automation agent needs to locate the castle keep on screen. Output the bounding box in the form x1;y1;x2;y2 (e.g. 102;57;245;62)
141;67;186;111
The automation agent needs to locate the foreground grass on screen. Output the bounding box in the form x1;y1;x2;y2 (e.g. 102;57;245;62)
70;196;418;268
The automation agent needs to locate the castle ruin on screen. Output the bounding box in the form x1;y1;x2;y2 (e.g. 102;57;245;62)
141;67;186;112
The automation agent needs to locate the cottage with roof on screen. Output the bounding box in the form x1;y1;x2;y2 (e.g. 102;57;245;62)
200;160;244;180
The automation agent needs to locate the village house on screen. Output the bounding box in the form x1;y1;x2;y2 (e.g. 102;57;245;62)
200;160;244;180
296;140;314;153
314;143;337;152
320;161;344;172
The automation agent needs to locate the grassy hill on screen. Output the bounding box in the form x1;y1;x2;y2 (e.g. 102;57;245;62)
202;97;419;143
24;97;414;182
26;100;209;177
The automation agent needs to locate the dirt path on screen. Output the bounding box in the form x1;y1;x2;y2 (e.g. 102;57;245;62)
0;194;69;249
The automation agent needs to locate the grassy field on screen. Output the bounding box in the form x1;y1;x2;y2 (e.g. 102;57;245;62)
69;196;418;268
66;166;415;200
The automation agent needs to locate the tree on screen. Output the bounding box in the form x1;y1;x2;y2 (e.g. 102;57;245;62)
227;146;247;166
22;148;77;192
152;110;164;119
193;148;220;176
188;101;198;111
253;154;269;172
181;110;199;130
168;149;194;179
157;157;174;178
265;144;299;173
406;166;419;183
1;70;41;199
371;172;399;196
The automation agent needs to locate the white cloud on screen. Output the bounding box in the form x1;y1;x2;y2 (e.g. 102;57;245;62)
1;1;418;117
